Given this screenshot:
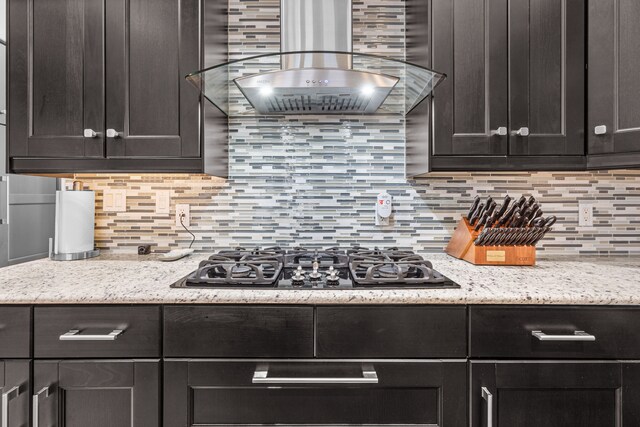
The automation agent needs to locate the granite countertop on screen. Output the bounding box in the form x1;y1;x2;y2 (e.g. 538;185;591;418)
0;253;639;305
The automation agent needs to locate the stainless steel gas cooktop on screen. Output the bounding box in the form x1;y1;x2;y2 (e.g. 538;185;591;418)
171;246;460;290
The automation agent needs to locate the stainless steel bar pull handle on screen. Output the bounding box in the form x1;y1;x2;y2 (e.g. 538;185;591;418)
252;363;379;384
32;386;50;427
481;387;493;427
0;110;6;115
531;330;596;341
59;329;124;341
2;386;20;427
491;127;508;136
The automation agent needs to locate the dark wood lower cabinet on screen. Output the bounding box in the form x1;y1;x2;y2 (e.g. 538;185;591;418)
164;360;467;427
33;360;160;427
0;361;30;427
471;361;640;427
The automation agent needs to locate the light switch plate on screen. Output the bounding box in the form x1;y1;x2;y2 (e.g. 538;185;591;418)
155;191;171;215
103;190;127;212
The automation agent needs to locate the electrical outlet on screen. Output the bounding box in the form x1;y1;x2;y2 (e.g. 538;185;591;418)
175;204;190;227
103;190;127;212
578;203;593;227
155;191;170;215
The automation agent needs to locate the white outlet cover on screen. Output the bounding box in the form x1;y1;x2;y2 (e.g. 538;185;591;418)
155;191;171;215
103;190;127;212
578;203;594;227
175;204;190;227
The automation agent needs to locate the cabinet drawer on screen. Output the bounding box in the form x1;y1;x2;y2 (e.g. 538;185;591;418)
34;306;161;358
0;307;31;358
470;306;640;359
164;360;467;427
164;306;314;357
316;306;467;358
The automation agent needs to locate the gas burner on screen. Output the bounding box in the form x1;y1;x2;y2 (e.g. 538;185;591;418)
349;259;446;286
185;256;283;286
284;249;348;269
217;246;286;262
377;263;402;278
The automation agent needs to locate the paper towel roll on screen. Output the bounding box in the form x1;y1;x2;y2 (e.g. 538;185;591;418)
54;190;95;255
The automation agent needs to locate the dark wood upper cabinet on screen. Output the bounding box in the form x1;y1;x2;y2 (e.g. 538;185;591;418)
7;0;207;173
587;0;640;169
104;0;199;159
508;0;585;156
8;0;105;158
431;0;508;157
423;0;587;172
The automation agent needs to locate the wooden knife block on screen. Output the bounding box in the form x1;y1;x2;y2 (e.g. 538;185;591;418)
445;218;536;266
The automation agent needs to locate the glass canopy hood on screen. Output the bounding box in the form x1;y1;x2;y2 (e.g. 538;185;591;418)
185;51;446;117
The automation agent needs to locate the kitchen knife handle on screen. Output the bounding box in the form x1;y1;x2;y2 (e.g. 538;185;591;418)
481;387;493;427
531;330;596;342
32;387;50;427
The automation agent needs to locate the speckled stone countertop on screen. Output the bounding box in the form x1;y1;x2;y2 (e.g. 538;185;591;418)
0;253;639;305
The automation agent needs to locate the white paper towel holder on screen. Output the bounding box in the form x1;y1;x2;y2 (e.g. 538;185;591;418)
49;237;100;261
49;181;100;261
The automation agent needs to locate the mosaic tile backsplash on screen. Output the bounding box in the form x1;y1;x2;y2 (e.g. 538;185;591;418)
77;0;640;255
76;169;640;256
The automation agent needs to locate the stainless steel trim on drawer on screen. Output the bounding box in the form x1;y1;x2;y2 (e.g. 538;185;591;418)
531;330;596;342
59;329;124;341
2;386;20;427
481;387;493;427
252;363;379;384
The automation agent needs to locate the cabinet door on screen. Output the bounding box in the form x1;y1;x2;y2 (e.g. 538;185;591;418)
432;0;509;156
34;360;160;427
165;360;466;427
588;0;640;166
8;0;105;158
104;0;199;158
471;362;639;427
0;360;29;427
508;0;585;156
1;42;5;126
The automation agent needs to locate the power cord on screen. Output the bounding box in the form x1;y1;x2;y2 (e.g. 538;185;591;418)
179;214;196;249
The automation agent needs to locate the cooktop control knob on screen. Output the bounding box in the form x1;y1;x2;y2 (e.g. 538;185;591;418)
326;266;340;286
309;260;322;280
292;266;305;286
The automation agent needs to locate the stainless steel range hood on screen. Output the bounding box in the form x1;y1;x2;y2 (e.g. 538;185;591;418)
186;0;445;117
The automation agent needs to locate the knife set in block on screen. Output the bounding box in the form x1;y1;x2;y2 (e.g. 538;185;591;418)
445;195;556;266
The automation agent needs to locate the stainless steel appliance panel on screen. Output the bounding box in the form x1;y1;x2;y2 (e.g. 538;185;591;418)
281;0;352;69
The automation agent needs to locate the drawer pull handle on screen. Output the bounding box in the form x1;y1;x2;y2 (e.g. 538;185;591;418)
59;329;124;341
2;386;20;427
32;386;50;427
531;330;596;342
252;363;379;384
481;387;493;427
